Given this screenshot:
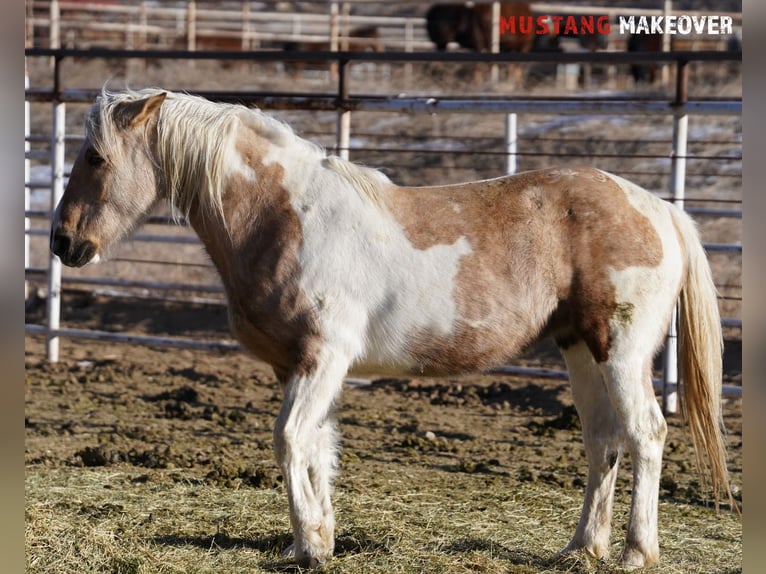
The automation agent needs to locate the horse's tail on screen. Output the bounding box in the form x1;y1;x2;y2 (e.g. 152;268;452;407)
670;205;734;511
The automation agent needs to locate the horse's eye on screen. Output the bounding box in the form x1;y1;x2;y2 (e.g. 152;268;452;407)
87;153;105;167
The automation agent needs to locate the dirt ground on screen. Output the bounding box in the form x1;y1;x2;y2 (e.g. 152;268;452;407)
24;292;743;573
24;297;744;497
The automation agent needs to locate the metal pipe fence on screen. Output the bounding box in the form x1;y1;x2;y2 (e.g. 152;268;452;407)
25;47;741;409
27;0;741;55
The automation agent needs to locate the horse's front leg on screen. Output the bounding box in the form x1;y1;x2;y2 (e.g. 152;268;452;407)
273;346;348;568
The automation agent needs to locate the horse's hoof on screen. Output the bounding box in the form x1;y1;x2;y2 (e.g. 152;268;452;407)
620;544;659;570
304;556;325;568
294;552;326;569
559;541;608;561
283;542;330;568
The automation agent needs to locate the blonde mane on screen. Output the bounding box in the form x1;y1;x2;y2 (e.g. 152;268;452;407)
90;89;390;221
324;156;390;204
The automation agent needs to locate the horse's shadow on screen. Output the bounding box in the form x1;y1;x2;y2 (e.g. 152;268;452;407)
151;531;294;571
444;537;594;572
151;528;391;572
151;530;595;572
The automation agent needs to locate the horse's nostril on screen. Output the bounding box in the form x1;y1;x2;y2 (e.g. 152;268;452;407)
50;230;99;267
51;231;71;258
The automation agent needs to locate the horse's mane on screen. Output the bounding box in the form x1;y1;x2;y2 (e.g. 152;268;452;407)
323;156;389;205
90;88;389;222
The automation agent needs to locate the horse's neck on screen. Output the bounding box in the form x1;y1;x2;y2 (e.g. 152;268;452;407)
184;128;311;293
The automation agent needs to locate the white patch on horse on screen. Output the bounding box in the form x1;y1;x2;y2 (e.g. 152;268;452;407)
601;169;684;343
260;140;317;199
227;124;256;182
282;163;473;373
604;169;684;317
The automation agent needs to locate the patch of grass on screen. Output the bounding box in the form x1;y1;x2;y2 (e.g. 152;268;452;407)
24;340;741;572
26;465;741;573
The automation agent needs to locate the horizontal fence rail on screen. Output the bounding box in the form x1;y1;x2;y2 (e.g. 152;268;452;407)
25;48;741;410
25;46;742;63
27;0;742;58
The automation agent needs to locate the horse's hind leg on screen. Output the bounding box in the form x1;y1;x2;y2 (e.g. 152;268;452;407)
559;338;625;560
273;346;348;568
599;346;667;569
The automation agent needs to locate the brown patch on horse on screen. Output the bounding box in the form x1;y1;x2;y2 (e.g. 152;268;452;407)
385;168;663;371
189;123;321;376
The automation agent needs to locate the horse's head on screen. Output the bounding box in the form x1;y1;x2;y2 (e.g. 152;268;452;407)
50;91;167;267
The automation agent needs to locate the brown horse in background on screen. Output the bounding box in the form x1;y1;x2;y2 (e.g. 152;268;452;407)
426;2;534;83
281;26;383;75
282;25;383;53
426;2;534;53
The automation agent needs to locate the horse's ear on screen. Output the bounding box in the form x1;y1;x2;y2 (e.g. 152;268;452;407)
114;92;167;130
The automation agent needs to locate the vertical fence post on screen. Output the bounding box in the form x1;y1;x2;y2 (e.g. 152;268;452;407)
46;68;66;362
662;60;689;415
340;1;350;51
663;307;679;414
404;19;413;85
138;1;147;50
241;2;250;50
504;112;517;175
329;1;339;81
25;1;34;49
337;112;351;160
49;0;60;68
292;13;300;41
186;0;196;69
490;1;500;83
134;0;148;74
186;0;196;50
337;58;350;160
661;0;672;86
49;0;60;48
25;70;31;301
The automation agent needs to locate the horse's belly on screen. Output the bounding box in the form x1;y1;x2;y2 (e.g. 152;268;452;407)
350;302;544;378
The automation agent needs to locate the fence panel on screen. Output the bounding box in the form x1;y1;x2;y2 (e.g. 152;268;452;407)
24;48;742;407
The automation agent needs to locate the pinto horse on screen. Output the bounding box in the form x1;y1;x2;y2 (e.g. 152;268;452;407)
51;89;733;569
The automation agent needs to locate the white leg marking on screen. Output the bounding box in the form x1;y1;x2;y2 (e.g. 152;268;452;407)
600;351;666;569
560;340;624;560
273;346;348;568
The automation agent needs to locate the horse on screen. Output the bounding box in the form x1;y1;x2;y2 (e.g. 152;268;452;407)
426;3;486;52
627;31;741;85
426;2;534;83
627;33;663;84
426;2;534;53
281;26;383;75
51;88;733;569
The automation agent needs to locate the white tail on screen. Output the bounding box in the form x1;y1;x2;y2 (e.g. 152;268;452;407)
671;206;734;510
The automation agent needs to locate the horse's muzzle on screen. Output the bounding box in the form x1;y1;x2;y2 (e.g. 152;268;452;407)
50;229;98;268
